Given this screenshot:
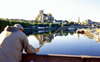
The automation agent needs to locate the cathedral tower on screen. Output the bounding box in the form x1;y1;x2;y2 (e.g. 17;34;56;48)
39;10;44;22
78;17;80;24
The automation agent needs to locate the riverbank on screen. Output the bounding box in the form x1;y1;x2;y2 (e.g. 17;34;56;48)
24;28;57;31
24;28;57;34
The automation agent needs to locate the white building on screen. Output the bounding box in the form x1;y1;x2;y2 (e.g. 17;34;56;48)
53;20;67;24
84;19;93;24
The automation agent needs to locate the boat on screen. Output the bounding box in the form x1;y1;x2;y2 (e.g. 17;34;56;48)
22;53;100;62
68;27;76;30
76;29;87;34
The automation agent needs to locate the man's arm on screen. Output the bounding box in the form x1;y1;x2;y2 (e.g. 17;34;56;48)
22;36;39;54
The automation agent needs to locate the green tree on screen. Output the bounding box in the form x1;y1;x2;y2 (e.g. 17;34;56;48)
33;20;38;23
70;21;74;25
38;23;44;27
44;23;49;27
64;24;70;26
70;32;74;35
46;20;51;23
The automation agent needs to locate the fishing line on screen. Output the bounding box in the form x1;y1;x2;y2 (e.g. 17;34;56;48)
39;14;77;48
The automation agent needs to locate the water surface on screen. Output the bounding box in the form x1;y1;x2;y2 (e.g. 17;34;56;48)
27;30;100;56
0;29;100;56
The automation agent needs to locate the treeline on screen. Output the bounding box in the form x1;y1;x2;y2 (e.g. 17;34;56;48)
0;18;72;29
0;18;31;29
26;30;75;36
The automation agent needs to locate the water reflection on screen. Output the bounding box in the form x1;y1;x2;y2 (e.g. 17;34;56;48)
26;29;100;45
0;29;100;56
82;30;100;43
27;29;100;56
1;28;100;44
25;30;77;48
35;34;53;45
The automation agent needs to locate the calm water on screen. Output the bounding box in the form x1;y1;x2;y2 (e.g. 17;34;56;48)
26;30;100;56
0;29;100;56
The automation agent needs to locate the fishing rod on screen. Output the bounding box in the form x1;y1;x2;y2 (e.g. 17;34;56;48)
68;14;77;22
39;15;77;48
39;27;61;48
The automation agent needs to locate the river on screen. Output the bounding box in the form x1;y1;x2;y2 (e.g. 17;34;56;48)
0;29;100;56
26;30;100;56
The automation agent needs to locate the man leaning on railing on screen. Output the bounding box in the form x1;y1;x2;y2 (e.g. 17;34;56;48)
0;24;40;62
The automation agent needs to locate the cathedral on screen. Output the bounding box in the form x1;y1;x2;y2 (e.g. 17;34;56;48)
35;10;54;23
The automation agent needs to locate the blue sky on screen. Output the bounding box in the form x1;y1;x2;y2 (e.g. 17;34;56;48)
0;0;100;22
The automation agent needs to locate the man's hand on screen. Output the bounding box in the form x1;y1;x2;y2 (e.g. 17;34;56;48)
36;47;40;53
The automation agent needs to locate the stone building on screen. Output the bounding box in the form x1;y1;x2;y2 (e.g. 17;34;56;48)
35;10;54;23
84;19;93;24
78;17;81;24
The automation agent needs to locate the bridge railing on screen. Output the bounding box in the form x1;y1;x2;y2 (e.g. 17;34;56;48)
22;53;100;62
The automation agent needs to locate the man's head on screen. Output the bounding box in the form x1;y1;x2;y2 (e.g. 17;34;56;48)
14;24;24;32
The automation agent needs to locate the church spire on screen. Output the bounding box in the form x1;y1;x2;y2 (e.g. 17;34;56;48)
78;17;80;23
78;16;81;24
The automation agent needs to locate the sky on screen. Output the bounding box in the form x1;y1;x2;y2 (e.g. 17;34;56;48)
0;0;100;22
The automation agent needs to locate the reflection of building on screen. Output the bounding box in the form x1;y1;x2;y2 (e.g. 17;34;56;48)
94;36;100;43
77;34;80;40
93;33;100;43
84;30;94;39
35;35;54;45
83;29;100;43
34;30;75;46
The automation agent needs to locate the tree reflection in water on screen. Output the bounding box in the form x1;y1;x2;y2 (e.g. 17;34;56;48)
26;29;100;48
25;30;76;48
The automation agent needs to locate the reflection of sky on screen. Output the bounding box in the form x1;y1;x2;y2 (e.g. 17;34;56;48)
27;35;40;47
27;33;100;56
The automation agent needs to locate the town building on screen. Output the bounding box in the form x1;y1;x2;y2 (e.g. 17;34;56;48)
84;19;93;24
84;19;100;27
78;17;81;24
35;10;54;23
